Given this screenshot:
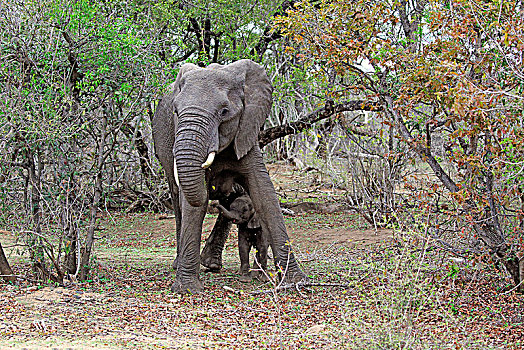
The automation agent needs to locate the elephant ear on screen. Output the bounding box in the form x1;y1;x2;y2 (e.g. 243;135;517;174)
225;59;273;160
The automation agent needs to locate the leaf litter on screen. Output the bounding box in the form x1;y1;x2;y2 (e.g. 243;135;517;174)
0;164;522;349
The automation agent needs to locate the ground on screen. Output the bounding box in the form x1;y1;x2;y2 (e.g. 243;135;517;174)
0;164;523;349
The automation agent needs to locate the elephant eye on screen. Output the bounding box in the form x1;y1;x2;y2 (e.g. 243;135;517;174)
219;108;229;117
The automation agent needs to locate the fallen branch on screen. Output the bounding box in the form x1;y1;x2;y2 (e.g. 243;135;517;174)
250;281;350;295
281;201;350;214
223;285;244;295
0;274;39;283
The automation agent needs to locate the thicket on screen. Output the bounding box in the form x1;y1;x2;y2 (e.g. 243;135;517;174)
275;0;524;290
0;0;523;292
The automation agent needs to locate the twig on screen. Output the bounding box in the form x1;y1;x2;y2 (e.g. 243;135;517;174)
500;279;524;295
223;285;243;295
1;243;26;249
250;281;350;295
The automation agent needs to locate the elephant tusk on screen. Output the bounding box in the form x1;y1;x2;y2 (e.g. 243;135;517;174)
173;157;180;187
201;152;216;169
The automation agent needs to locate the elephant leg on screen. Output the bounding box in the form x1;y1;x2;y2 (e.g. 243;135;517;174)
201;213;232;271
238;229;252;283
241;147;307;284
171;191;207;294
254;231;269;282
168;179;182;270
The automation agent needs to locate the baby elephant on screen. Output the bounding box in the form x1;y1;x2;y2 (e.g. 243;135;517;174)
214;195;269;282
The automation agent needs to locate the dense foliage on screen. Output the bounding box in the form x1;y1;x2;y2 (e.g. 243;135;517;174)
276;0;524;288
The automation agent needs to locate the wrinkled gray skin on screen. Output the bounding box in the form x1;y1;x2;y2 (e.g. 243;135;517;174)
213;192;269;283
152;59;306;294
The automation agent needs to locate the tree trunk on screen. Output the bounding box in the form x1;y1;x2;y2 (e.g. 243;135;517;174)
25;148;60;282
503;255;524;293
80;111;108;280
121;121;154;191
65;225;77;275
0;242;16;283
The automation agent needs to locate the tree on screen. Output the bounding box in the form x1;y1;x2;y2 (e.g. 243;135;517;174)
0;242;16;284
151;0;288;65
0;0;166;282
275;0;524;289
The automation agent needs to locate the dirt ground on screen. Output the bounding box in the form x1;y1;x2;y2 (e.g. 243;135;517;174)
1;164;522;349
0;211;391;349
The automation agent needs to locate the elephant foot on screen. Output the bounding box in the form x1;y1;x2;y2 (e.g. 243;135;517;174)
239;273;252;283
201;255;222;272
281;269;309;285
255;271;269;283
171;277;203;294
200;250;222;272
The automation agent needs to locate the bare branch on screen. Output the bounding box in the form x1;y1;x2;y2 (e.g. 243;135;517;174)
258;100;381;148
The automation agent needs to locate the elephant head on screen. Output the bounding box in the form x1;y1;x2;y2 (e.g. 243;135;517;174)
170;60;272;207
214;195;261;229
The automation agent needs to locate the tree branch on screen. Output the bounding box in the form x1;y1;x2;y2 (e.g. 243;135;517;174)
382;96;509;254
251;0;297;60
258;100;380;148
61;30;84;102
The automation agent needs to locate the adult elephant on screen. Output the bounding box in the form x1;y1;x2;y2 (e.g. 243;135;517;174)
152;59;306;293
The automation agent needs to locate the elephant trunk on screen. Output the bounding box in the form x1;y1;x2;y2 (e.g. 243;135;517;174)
174;114;218;207
215;203;237;222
